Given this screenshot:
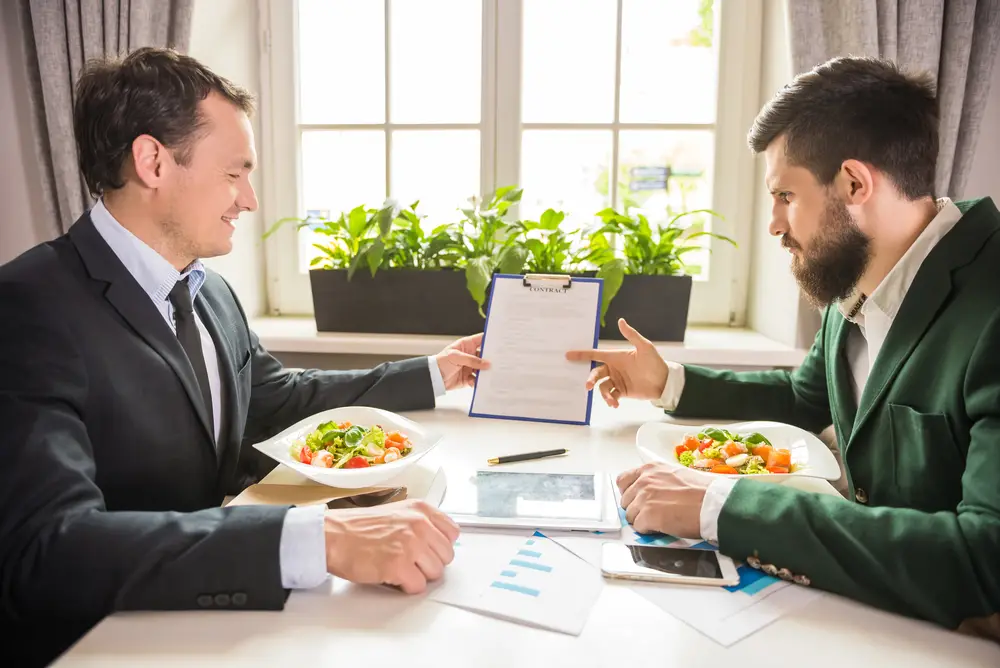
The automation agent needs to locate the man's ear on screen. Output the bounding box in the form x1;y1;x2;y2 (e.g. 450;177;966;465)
130;134;170;189
838;159;874;205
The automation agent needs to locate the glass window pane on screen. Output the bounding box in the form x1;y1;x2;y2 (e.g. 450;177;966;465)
299;130;386;271
520;130;612;229
391;130;480;227
617;130;715;276
390;0;481;123
619;0;717;123
522;0;617;123
298;0;385;124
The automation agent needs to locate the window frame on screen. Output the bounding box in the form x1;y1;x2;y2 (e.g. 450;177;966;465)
258;0;763;325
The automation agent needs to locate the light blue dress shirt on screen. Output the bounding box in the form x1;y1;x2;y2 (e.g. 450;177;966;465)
90;200;447;590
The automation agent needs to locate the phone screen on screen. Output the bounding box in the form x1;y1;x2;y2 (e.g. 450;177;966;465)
627;545;724;579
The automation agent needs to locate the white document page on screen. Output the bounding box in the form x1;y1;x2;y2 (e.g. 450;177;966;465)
470;275;602;424
429;531;604;636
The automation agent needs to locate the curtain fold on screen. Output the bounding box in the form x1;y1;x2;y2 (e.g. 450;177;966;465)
787;0;1000;198
17;0;195;237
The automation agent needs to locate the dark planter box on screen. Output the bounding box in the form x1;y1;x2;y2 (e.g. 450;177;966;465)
310;268;484;336
591;274;692;342
309;269;693;341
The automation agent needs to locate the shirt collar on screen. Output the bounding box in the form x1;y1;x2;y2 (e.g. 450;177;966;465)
89;198;206;305
838;197;963;323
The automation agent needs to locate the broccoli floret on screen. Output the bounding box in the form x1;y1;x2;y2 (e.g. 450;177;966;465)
739;455;767;474
678;450;696;467
702;446;724;460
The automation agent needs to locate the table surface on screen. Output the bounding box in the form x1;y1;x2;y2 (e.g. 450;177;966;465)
55;390;1000;667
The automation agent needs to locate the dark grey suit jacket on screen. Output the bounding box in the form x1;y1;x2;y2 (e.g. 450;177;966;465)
0;214;435;665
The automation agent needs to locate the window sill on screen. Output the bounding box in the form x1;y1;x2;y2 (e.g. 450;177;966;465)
250;317;808;368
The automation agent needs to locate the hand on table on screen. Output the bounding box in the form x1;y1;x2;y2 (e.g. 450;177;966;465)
616;462;711;538
434;333;490;390
565;318;669;408
323;499;460;593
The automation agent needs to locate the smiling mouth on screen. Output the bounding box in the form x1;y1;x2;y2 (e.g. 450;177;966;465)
222;216;235;227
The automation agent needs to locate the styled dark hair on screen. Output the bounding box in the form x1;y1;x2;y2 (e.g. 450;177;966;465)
747;56;939;200
73;47;255;196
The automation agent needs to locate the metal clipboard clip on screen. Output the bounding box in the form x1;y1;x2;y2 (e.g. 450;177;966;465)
522;273;573;289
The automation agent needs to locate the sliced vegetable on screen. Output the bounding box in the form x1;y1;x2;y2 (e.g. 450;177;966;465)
723;440;748;457
712;465;739;474
766;466;789;474
675;444;690;458
766;449;792;469
298;446;313;465
344;456;370;469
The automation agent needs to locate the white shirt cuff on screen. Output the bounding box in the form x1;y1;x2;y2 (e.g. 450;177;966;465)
699;477;740;545
279;504;328;589
651;361;686;411
427;356;447;398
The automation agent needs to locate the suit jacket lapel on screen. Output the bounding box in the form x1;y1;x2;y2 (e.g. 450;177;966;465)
848;204;999;450
68;215;216;449
827;313;857;446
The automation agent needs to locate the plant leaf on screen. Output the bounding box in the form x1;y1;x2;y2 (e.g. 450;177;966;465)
348;206;368;238
497;245;528;274
376;204;396;237
539;208;565;230
465;256;494;315
366;238;385;276
596;258;626;327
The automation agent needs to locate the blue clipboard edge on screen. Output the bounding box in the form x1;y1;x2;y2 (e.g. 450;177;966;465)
468;273;604;426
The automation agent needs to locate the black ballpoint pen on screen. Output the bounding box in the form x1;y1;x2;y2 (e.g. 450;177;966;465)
487;448;569;465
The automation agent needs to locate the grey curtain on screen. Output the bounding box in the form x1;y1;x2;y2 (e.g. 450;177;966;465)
787;0;1000;199
17;0;195;238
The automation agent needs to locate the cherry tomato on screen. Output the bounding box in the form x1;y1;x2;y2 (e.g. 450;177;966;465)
344;456;370;469
675;444;690;458
298;446;312;465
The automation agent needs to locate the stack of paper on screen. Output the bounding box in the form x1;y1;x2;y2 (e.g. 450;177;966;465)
429;531;604;636
541;503;823;646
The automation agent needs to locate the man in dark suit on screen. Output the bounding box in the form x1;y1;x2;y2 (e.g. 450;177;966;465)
0;48;486;665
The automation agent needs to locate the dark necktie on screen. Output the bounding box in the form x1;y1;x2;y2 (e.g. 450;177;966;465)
168;278;213;426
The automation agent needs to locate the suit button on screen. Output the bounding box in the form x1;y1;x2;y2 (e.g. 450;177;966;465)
197;594;213;608
214;593;231;607
855;487;868;504
232;592;248;607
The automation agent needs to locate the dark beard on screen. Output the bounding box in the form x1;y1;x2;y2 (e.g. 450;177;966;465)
790;196;872;307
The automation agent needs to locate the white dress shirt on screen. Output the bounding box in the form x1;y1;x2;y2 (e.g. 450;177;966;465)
653;198;963;544
90;200;447;590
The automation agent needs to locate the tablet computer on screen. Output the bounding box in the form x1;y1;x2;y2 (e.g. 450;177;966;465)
438;470;621;532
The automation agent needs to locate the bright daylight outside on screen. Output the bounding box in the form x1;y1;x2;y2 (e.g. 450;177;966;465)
293;0;718;279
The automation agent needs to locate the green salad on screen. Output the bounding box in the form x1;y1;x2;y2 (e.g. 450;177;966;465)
289;419;413;469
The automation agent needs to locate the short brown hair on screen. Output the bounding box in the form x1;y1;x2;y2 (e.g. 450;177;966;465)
747;56;938;200
73;47;255;196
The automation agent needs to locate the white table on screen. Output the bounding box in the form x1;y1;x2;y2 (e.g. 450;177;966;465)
56;390;1000;667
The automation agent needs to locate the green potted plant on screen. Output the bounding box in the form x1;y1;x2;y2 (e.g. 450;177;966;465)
577;206;736;341
265;199;487;335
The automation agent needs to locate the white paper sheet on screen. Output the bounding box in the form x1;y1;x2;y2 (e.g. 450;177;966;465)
470;275;602;424
429;531;604;636
542;511;824;647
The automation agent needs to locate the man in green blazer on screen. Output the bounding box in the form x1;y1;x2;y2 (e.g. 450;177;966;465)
568;55;1000;642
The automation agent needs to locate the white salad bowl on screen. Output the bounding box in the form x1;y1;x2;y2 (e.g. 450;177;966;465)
252;406;444;489
635;420;842;481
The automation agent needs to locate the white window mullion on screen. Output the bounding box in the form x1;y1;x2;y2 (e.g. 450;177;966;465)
384;0;392;197
609;0;624;211
493;0;522;193
480;0;498;198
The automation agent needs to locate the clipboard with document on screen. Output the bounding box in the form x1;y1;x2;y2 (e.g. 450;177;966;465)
469;273;603;425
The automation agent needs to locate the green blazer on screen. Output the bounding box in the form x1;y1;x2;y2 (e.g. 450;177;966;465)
670;198;1000;641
